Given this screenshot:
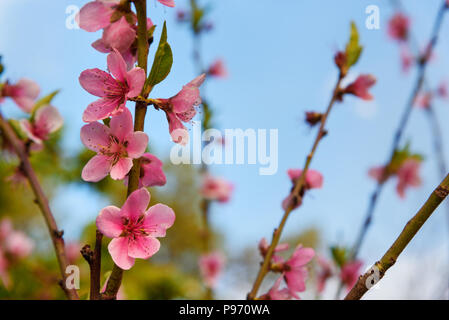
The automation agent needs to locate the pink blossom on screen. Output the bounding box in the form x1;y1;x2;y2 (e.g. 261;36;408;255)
198;252;225;288
79;49;145;122
340;260;363;291
4;231;34;259
125;153;166;188
259;277;293;300
282;169;323;211
343;74;376;100
96;188;175;270
400;45;414;74
316;256;332;293
368;165;388;183
208;59;228;78
19;105;63;144
81;108;148;182
396;159;421;198
200;175;233;203
258;237;289;262
388;12;410;42
92;16;136;55
414;92;433;109
158;74;206;145
158;0;175;7
77;0;119;32
282;245;314;298
1;78;40;113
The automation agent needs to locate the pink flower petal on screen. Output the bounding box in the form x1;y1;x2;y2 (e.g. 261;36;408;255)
126;131;148;158
127;236;160;259
109;107;133;142
107;49;128;83
96;206;123;238
34;105;63;136
126;67;146;98
288;246;315;267
139;153;166;187
19;119;42;144
82;154;112;182
79;68;117;97
108;237;135;270
120;188;150;220
158;0;175;7
110;157;133;180
80;121;111;152
78;1;114;32
82;98;123;122
102;17;136;53
142;204;176;237
92;38;110;53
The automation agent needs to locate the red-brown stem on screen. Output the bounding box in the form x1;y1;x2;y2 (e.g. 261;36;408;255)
247;72;344;300
102;0;150;299
0;112;79;300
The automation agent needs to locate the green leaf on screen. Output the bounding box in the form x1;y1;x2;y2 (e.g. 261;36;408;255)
31;90;60;120
146;21;173;88
331;246;348;268
345;22;363;68
8;119;27;140
147;25;156;39
0;56;4;77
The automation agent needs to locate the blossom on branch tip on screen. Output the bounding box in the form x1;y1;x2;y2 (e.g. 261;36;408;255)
96;188;175;270
400;45;414;74
282;169;323;211
199;252;225;288
200;175;233;203
79;49;145;122
388;12;410;42
343;74;376;101
1;78;40;113
20;105;63;145
81;108;148;182
157;74;206;145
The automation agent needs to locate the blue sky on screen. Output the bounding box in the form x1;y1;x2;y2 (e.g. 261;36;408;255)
1;0;449;297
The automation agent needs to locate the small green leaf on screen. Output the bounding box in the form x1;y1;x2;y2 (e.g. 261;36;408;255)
31;90;60;120
331;246;348;268
146;21;173;88
0;56;4;77
102;118;111;127
147;25;156;39
345;22;363;68
8;119;27;140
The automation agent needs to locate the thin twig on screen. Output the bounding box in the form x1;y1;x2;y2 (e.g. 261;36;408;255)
345;172;449;300
247;72;344;300
0;112;79;300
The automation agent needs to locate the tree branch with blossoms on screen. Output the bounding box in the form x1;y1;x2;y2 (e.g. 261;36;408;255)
247;22;376;300
0;112;79;300
349;0;448;263
345;172;449;300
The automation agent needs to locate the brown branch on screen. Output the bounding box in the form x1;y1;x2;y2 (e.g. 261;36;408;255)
0;112;79;300
247;72;344;300
345;172;449;300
